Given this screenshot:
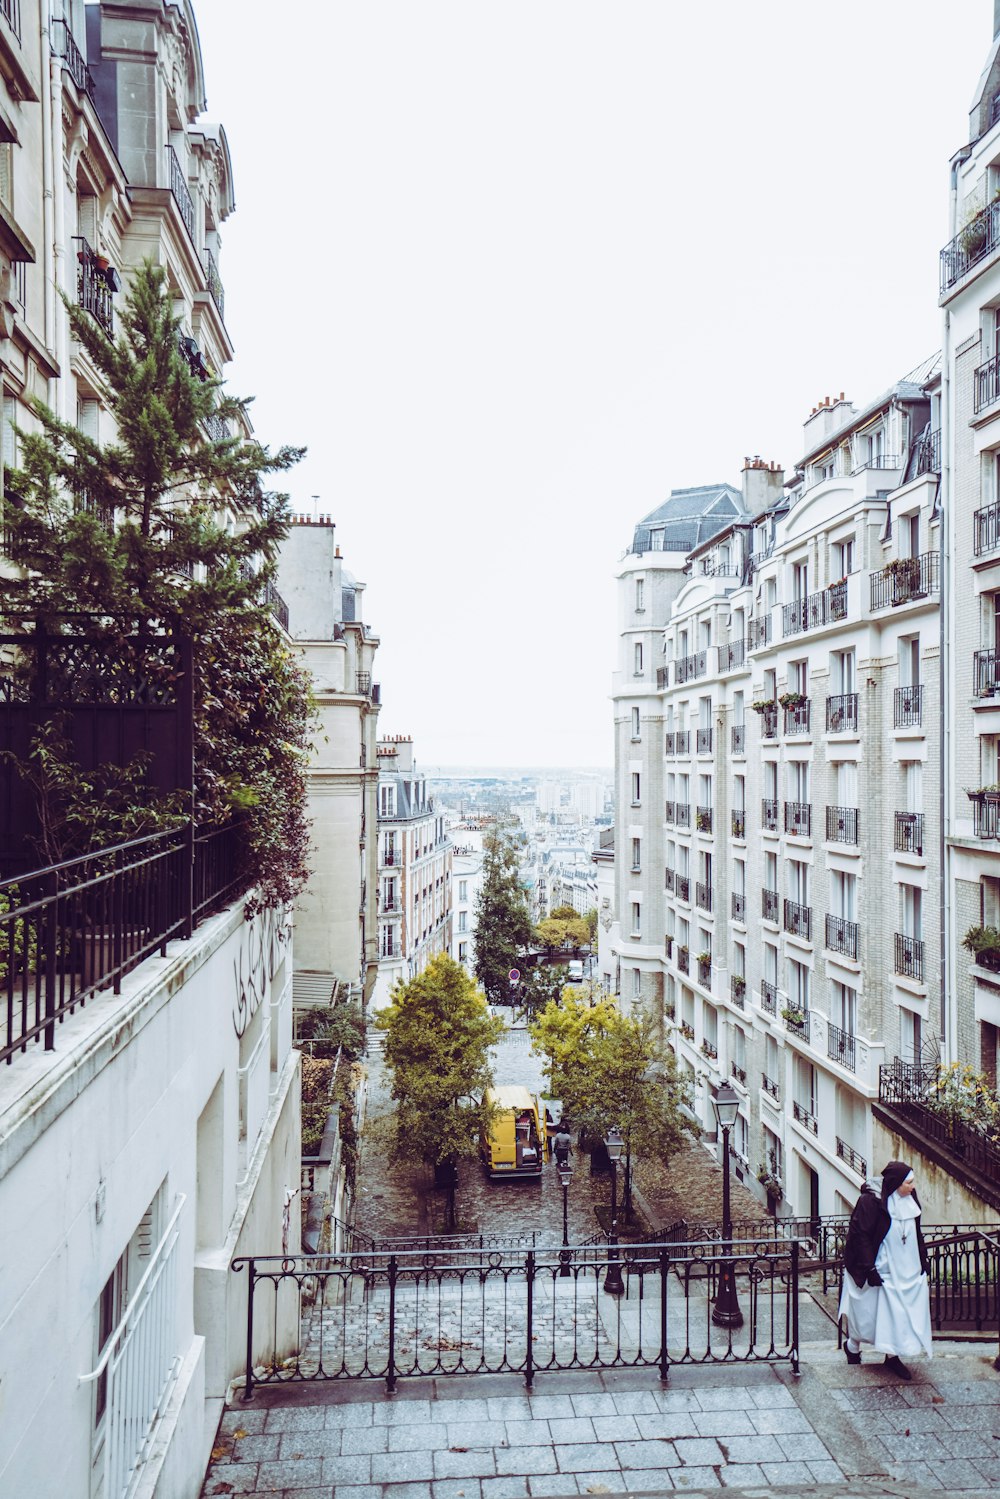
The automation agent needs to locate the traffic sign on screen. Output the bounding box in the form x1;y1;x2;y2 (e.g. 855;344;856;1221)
508;968;520;983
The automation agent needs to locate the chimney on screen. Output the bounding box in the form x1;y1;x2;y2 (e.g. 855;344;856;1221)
742;457;784;514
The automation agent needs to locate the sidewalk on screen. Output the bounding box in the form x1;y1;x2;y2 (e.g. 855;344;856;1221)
201;1338;1000;1498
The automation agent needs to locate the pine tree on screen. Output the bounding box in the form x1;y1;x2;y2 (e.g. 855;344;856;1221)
0;262;311;910
473;822;534;1003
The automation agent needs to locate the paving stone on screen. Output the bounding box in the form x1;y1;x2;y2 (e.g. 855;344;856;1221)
308;1452;370;1481
670;1437;724;1468
220;1408;269;1436
522;1397;577;1419
391;1426;458;1452
716;1463;765;1487
838;1386;911;1412
929;1457;993;1488
881;1406;949;1434
432;1481;482;1499
332;1486;382;1499
609;1393;660;1416
527;1477;578;1497
690;1386;754;1412
488;1398;536;1421
773;1432;831;1461
373;1401;435;1426
433;1450;499;1480
932;1379;1000;1405
936;1429;997;1458
805;1459;845;1483
651;1390;700;1413
547;1418;596;1445
279;1428;348;1460
759;1459;816;1486
326;1404;377;1429
612;1439;678;1470
265;1406;329;1432
480;1479;529;1499
285;1488;332;1499
258;1458;326;1488
372;1452;440;1484
973;1457;1000;1482
613;1469;677;1491
340;1427;391;1455
231;1433;282;1461
689;1411;756;1438
495;1448;558;1477
436;1400;493;1423
668;1467;722;1489
554;1442;621;1473
633;1414;698;1442
747;1406;811;1435
590;1415;639;1443
503;1420;552;1447
877;1431;948;1460
199;1464;260;1493
568;1394;620;1417
382;1484;433;1499
572;1472;629;1493
884;1460;943;1488
712;1435;783;1466
748;1382;796;1410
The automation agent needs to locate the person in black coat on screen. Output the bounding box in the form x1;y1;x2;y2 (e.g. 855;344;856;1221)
839;1160;931;1378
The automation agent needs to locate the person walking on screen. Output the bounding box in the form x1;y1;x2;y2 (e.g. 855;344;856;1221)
552;1124;572;1168
839;1160;932;1379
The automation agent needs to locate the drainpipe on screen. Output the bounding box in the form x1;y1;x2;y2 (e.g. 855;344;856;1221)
40;2;55;395
941;142;973;1066
49;19;66;422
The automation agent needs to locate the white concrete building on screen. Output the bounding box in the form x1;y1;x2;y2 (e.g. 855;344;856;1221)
450;828;484;974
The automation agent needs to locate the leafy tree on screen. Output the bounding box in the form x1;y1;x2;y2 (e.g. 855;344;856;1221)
0;262;311;910
473;822;533;1003
297;1000;367;1063
550;904;578;921
535;915;590;952
584;908;598;944
517;963;568;1020
376;953;504;1227
529;997;689;1219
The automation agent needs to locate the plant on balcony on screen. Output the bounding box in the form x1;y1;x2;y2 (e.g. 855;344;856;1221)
677;943;689;957
968;785;1000;798
664;1002;676;1020
699;1039;717;1058
696;951;712;966
732;975;746;996
962;925;1000;972
960;209;989;257
926;1060;1000;1138
756;1149;783;1199
679;1020;695;1039
780;1006;806;1027
0;262;312;914
778;691;805;709
885;556;921;583
751;698;777;713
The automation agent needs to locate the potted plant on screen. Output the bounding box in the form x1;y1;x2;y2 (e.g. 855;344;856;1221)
781;1006;806;1028
680;1019;695;1039
696;809;711;831
677;943;689;957
751;698;777;714
697;951;712;966
778;691;805;709
962;925;1000;972
757;1153;783;1202
732;975;746;996
960;208;989;258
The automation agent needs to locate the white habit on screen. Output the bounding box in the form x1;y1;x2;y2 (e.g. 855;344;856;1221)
838;1188;932;1358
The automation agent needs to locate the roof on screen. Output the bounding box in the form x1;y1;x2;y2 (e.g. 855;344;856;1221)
487;1085;539;1111
629;484;747;555
798;354;941;466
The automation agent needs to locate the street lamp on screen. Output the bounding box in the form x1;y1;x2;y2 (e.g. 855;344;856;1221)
710;1082;744;1329
603;1125;625;1296
556;1158;573;1276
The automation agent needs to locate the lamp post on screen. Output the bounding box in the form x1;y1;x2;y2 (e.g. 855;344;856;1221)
710;1082;744;1328
556;1158;573;1276
603;1125;625;1296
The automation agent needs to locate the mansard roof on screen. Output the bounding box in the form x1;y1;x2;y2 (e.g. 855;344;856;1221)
630;483;746;554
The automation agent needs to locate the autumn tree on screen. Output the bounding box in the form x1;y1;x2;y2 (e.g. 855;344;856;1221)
376;953;504;1228
473;822;534;1003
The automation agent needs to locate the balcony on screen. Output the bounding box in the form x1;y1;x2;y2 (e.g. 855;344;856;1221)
166;144;196;244
697;955;712;987
784;801;811;838
895;811;924;855
674;730;690;755
731;891;746;922
894;684;923;727
52;17;94;98
679;1019;694;1039
203;248;226;322
676;875;691;902
975;349;1000;415
760;705;778;740
720;639;745;672
383;850;397;866
975;498;1000;557
783;699;811;736
826;692;858;733
782;1007;808;1039
730;976;746;1009
914;428;940;475
762;798;778;833
836;1137;867;1177
664;867;675;892
700;1038;718;1059
675;802;691;829
657;667;669;690
265;580;289;631
894;932;925;981
731;809;746;839
761;1071;780;1099
783;899;812;940
825;913;859;960
974;649;1000;698
677;948;690;975
696;727;713;754
940;200;1000;293
781;583;847;638
675;651;707;684
827;1022;856;1073
695;881;712;912
762;888;778;923
879;1057;1000;1200
731;723;745;755
969;789;1000;839
203;411;230;444
664;799;675;824
664;732;675;755
747;616;771;650
869;552;939;611
793;1100;818;1134
74;238;115;336
695;805;712;833
731;1059;747;1084
825;805;858;845
760;979;777;1016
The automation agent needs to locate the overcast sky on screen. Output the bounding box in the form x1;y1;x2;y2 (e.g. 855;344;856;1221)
194;0;989;770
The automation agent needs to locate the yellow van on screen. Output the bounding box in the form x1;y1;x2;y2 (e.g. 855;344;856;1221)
481;1085;549;1179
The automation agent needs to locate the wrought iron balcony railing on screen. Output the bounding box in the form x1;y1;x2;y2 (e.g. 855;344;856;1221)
974;498;1000;557
975;348;1000;414
969;789;1000;840
731;809;746;839
695;805;712;833
664;732;675;755
700;1037;718;1059
664;867;675;893
747;616;771;650
720;639;745;672
203;247;225;321
52;17;94;97
869;552;939;611
74;237;115;336
784;700;811;735
894;932;924;981
762;798;778;832
914;427;940;475
731;723;745;755
675;802;691;828
675;650;707;684
894;684;923;727
730;977;746;1009
974;648;1000;699
781;583;847;638
895;811;924;855
731;1060;747;1083
677;949;690;975
695;881;712;912
783;1008;808;1037
760;979;777;1015
760;705;778;740
783;899;812;940
664;799;675;824
203;411;230;444
731;891;745;921
656;667;669;690
762;888;779;923
264;579;289;630
166;144;196;243
761;1071;780;1098
940;199;1000;293
836;1137;867;1176
879;1056;1000;1186
825;913;859;960
793;1101;818;1134
826;692;858;733
675;730;690;755
696;727;712;754
784;801;811;838
825;805;858;845
827;1023;856;1073
676;875;690;902
697;956;712;987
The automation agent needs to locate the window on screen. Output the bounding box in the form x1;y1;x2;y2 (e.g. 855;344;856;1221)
900;883;922;940
2;391;16;471
789;859;809;905
832;649;855;694
789;761;809;801
898;635;920;688
832;537;856;577
733;859;745;896
792;560;808;600
93;1185;164;1438
831;869;857;920
379;784;396;818
631;901;641;936
832;981;857;1036
900;1007;922;1066
632;967;641;998
794;1057;817;1115
866;426;884;467
634;642;643;675
631;837;641;872
458;941;468;962
458;911;467;932
789;958;810;1013
458;879;467;902
0;141;11;214
631;772;641;805
635;577;645;612
902;762;923;814
734;773;745;811
631;706;640;739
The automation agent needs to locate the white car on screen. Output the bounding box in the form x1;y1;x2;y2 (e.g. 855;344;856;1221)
567;960;584;983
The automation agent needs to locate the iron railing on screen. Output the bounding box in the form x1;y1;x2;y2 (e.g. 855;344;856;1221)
664;732;675;755
940;199;1000;292
914;428;941;475
783;1009;808;1038
783;700;811;735
233;1238;802;1395
697;956;712;986
781;584;847;638
762;798;778;832
73;236;115;335
677;949;690;974
746;616;771;650
761;1071;779;1098
879;1059;1000;1189
2;823;246;1068
731;810;745;839
783;899;812;940
731;891;745;921
836;1138;866;1176
731;723;745;754
730;977;746;1009
970;789;1000;839
664;867;675;892
894;683;923;726
675;651;707;684
759;980;777;1016
700;1037;718;1058
674;730;690;755
166;144;196;242
675;803;691;828
695;805;712;833
825;805;858;844
675;874;690;902
761;889;778;923
784;801;811;838
976;349;1000;414
695;881;712;912
975;648;1000;698
826;693;857;733
696;727;712;754
828;1024;856;1073
975;498;1000;556
730;1059;746;1081
664;800;675;824
825;914;859;961
870;552;939;611
203;411;229;443
792;1101;817;1134
52;17;94;97
760;705;778;740
894;932;924;981
895;811;924;855
720;639;745;672
264;578;289;630
203;247;225;320
656;667;669;690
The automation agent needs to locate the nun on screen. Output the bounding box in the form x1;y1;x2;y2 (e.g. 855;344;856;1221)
838;1160;932;1379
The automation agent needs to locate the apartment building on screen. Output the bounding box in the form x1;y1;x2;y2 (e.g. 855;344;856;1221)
613;394;944;1219
450;830;484;974
372;735;453;1008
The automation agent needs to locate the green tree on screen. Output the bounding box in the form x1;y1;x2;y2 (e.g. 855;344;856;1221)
376;953;504;1228
517;963;569;1020
473;822;533;1003
0;262;311;910
535;914;590;953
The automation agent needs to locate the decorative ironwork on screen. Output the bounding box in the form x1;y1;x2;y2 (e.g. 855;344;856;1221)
762;798;778;832
761;1071;779;1097
675;875;690;902
793;1101;818;1134
731;1060;746;1083
203;411;229;444
700;1037;717;1058
940;200;1000;292
676;651;707;684
677;948;690;974
825;914;859;960
679;1018;694;1037
835;1138;866;1176
695;881;712;912
759;980;777;1015
760;705;778;740
783;899;812;940
675;803;691;828
825;805;858;844
696;727;712;754
731;891;745;921
783;700;811;735
74;237;115;335
915;428;941;475
828;1023;856;1073
203;247;225;320
976;349;1000;414
696;805;712;833
895;811;924;855
894;932;924;980
970;789;1000;840
720;639;745;672
52;17;94;97
746;616;771;650
880;1057;1000;1190
697;955;712;987
664;732;675;755
781;585;846;637
975;649;1000;698
664;867;675;892
894;684;923;726
730;976;745;1008
826;693;858;733
761;889;778;923
731;723;745;755
664;800;675;824
656;667;669;690
264;579;289;630
731;809;746;839
975;499;1000;557
870;553;939;611
675;730;690;755
784;801;811;838
166;144;196;242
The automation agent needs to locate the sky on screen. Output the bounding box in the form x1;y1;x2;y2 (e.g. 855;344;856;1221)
192;0;990;769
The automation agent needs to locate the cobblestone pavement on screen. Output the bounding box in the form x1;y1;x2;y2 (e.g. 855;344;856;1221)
202;1342;1000;1497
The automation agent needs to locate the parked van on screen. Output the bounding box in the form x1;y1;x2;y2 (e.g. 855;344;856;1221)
567;960;585;983
481;1085;548;1178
